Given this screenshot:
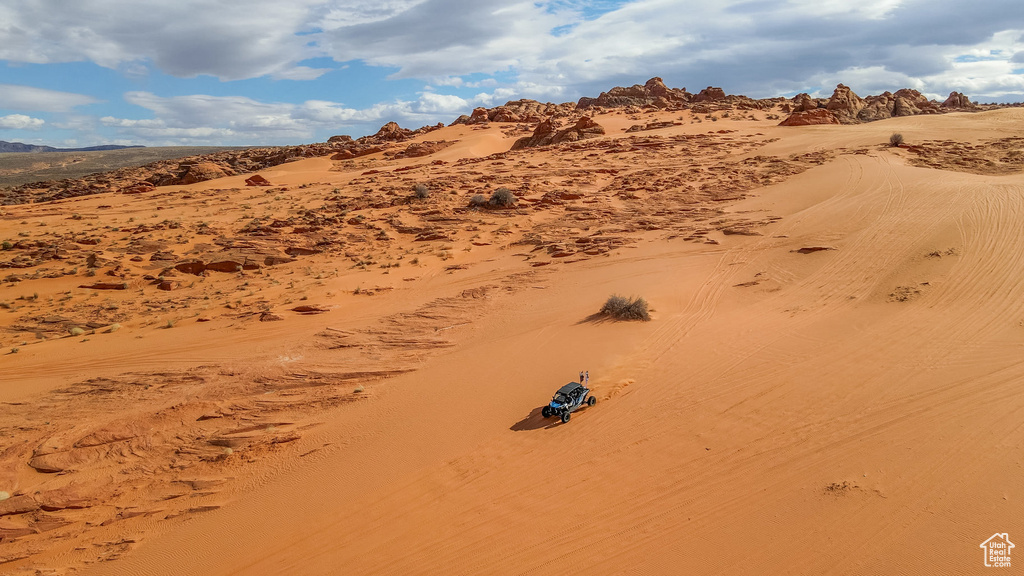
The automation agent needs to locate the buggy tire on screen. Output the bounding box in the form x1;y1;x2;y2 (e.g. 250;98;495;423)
587;396;596;406
542;406;551;418
561;412;571;423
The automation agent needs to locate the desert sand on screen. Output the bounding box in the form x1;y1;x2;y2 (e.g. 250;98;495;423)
1;103;1023;574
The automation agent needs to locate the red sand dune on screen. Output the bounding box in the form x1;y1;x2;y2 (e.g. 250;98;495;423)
1;103;1022;575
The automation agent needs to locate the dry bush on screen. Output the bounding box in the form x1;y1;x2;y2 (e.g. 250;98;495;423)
489;187;516;207
889;133;904;147
600;295;651;321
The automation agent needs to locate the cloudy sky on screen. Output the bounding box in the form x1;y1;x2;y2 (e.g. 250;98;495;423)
1;0;1022;147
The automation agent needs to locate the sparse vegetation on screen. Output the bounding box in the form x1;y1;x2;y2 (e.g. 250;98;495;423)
68;327;85;337
889;133;904;147
490;187;516;207
413;183;430;199
469;194;488;207
600;295;651;321
1;241;11;250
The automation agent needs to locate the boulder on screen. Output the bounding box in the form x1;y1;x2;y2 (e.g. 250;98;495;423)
245;174;271;186
174;260;206;275
205;260;242;273
264;255;296;266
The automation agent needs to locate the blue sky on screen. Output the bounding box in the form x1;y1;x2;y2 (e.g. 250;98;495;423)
1;0;1023;147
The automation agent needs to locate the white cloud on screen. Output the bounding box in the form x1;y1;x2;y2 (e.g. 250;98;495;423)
0;84;98;113
0;114;45;130
95;90;493;145
0;1;325;80
2;0;1022;101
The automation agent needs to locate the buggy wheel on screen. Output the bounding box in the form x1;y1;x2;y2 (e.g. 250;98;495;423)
587;396;596;406
541;406;551;418
561;412;571;423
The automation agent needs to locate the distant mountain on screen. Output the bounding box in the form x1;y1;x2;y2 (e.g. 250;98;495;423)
0;140;143;153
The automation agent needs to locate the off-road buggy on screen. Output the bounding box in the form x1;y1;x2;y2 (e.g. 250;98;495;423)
541;381;595;423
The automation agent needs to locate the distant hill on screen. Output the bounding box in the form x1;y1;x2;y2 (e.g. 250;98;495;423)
0;140;143;153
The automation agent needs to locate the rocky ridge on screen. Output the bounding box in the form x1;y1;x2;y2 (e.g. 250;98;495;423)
779;84;977;126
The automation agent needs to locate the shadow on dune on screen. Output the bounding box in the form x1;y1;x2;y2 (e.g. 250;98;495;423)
575;312;613;325
510;407;565;431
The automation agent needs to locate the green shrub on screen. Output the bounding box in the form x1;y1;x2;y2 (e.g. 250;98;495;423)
1;241;11;250
600;295;651;321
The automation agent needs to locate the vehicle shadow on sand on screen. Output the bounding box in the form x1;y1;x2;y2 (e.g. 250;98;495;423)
510;407;565;431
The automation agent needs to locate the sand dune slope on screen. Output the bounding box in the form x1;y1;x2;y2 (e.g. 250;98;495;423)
2;109;1023;575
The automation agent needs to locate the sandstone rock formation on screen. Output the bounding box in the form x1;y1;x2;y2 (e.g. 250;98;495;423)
778;109;841;126
792;93;820;113
691;86;727;103
858;89;940;122
510;117;606;150
780;84;974;126
577;77;692;110
942;91;974;109
451;100;576;125
825;84;866;124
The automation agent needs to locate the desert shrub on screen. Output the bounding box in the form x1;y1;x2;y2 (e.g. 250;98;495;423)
413;183;430;199
1;241;11;250
490;187;516;207
889;133;904;147
600;294;651;321
68;327;85;337
468;194;488;207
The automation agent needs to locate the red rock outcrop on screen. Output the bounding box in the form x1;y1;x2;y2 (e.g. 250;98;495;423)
510;117;606;150
371;121;413;142
577;77;692;110
691;87;727;103
780;84;967;126
942;91;975;109
792;93;819;113
451;100;576;125
825;84;866;124
858;89;940;122
245;174;271;186
778;109;841;126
